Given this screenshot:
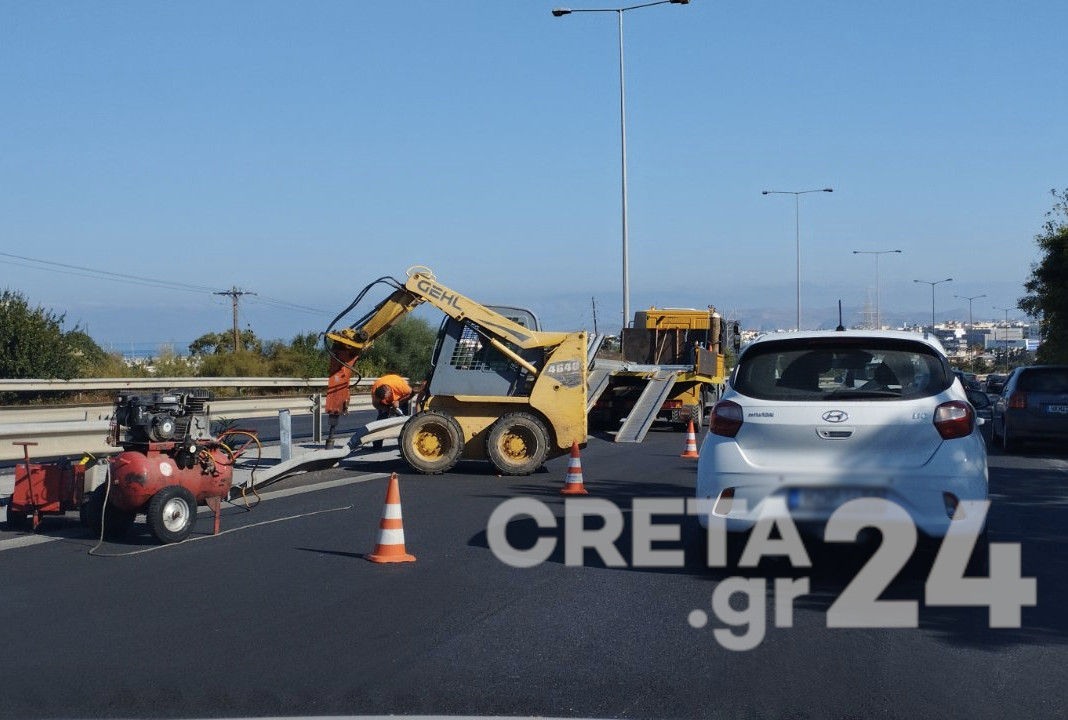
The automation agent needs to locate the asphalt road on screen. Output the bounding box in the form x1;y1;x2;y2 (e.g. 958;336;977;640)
1;428;1066;720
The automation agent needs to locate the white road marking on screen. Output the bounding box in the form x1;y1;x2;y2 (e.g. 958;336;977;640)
0;471;389;554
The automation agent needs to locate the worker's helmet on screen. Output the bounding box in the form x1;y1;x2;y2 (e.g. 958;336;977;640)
374;385;393;402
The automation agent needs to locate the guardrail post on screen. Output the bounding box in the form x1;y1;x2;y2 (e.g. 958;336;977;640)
311;393;322;443
279;409;292;462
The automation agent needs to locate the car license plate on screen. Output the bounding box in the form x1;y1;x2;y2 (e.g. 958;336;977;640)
1046;404;1068;415
788;487;886;511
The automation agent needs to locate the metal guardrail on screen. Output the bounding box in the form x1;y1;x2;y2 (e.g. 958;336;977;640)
0;377;377;392
0;377;380;462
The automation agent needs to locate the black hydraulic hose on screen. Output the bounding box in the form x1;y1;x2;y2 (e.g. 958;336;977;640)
321;276;406;407
323;276;404;339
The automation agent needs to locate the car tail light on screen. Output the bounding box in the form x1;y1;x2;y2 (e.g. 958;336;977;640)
710;400;744;438
1008;392;1027;409
933;400;974;439
662;399;683;409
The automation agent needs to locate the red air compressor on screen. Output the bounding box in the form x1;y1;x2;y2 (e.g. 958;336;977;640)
9;390;242;544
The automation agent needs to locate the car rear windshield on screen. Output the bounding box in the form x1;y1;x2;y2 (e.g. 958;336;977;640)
1016;367;1068;393
733;337;952;401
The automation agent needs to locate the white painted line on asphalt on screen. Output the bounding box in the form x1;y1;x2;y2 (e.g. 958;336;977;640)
0;470;390;554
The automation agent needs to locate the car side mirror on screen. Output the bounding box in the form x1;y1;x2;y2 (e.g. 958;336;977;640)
966;389;991;409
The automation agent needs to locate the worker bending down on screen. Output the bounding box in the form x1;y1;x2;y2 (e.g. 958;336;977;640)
370;374;413;449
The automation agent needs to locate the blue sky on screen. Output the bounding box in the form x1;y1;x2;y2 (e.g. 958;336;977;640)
1;1;1064;352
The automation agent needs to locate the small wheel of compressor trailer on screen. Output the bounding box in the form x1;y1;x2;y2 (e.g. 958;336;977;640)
486;412;551;476
399;411;464;474
83;484;136;539
146;485;198;544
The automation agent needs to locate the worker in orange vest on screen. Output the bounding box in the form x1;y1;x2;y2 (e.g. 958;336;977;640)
370;374;413;449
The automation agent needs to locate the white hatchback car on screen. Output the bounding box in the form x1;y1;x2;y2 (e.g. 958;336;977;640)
697;330;989;538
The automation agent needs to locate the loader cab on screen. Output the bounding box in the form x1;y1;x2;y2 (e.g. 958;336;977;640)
426;306;545;398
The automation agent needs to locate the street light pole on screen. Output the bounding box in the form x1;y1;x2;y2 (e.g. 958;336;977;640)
553;0;689;328
913;277;953;328
955;294;986;331
762;188;834;330
994;306;1013;325
853;249;902;329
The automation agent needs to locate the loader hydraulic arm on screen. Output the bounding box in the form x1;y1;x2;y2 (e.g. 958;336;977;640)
324;268;569;419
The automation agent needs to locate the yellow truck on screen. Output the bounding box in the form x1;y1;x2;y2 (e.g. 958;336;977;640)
588;307;736;442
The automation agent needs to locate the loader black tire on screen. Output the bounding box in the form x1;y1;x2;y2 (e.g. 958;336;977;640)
84;485;136;540
399;411;464;475
486;412;551;476
146;485;198;544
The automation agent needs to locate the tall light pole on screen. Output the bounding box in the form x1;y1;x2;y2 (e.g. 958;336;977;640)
993;306;1014;370
913;277;952;328
552;0;689;328
852;249;901;329
955;294;986;330
762;188;834;330
956;293;985;358
994;306;1014;325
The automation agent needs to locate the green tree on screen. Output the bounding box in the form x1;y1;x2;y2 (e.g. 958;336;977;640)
189;329;262;356
357;316;436;381
64;329;111;375
1020;188;1068;363
266;332;329;377
152;344;197;377
197;350;271;377
0;289;79;379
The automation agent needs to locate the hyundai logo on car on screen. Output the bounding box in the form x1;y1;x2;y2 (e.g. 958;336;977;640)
822;410;849;423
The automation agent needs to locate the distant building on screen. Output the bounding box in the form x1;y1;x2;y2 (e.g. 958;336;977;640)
966;326;1025;351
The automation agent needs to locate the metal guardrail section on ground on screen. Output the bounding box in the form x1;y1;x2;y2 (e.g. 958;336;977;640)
0;376;379;462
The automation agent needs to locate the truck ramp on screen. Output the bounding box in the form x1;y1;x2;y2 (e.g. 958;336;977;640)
614;370;677;443
587;359;624;413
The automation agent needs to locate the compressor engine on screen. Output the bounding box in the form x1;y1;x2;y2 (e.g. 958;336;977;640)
112;390;213;446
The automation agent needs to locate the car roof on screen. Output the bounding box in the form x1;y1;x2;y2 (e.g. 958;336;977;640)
743;329;948;356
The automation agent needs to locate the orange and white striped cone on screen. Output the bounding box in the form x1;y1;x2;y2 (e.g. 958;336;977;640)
560;441;589;495
680;420;700;459
367;472;416;563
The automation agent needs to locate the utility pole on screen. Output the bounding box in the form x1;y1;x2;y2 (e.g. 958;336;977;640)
214;287;256;352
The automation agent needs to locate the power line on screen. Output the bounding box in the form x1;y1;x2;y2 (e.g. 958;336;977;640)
0;250;219;293
0;250;333;317
0;257;214;296
247;294;331;316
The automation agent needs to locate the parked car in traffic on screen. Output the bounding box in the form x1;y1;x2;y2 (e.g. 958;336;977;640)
990;365;1068;453
698;330;990;540
952;368;982;391
984;373;1009;395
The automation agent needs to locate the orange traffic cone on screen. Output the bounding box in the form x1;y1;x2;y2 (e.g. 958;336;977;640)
367;472;416;563
560;441;589;495
680;420;700;459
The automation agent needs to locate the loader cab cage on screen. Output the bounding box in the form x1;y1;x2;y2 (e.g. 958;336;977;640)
428;306;544;398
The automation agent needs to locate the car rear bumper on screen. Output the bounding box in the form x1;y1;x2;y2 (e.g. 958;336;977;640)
1002;409;1068;440
696;437;988;538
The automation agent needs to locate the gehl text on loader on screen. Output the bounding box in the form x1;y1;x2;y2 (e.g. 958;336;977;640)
323;267;592;476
